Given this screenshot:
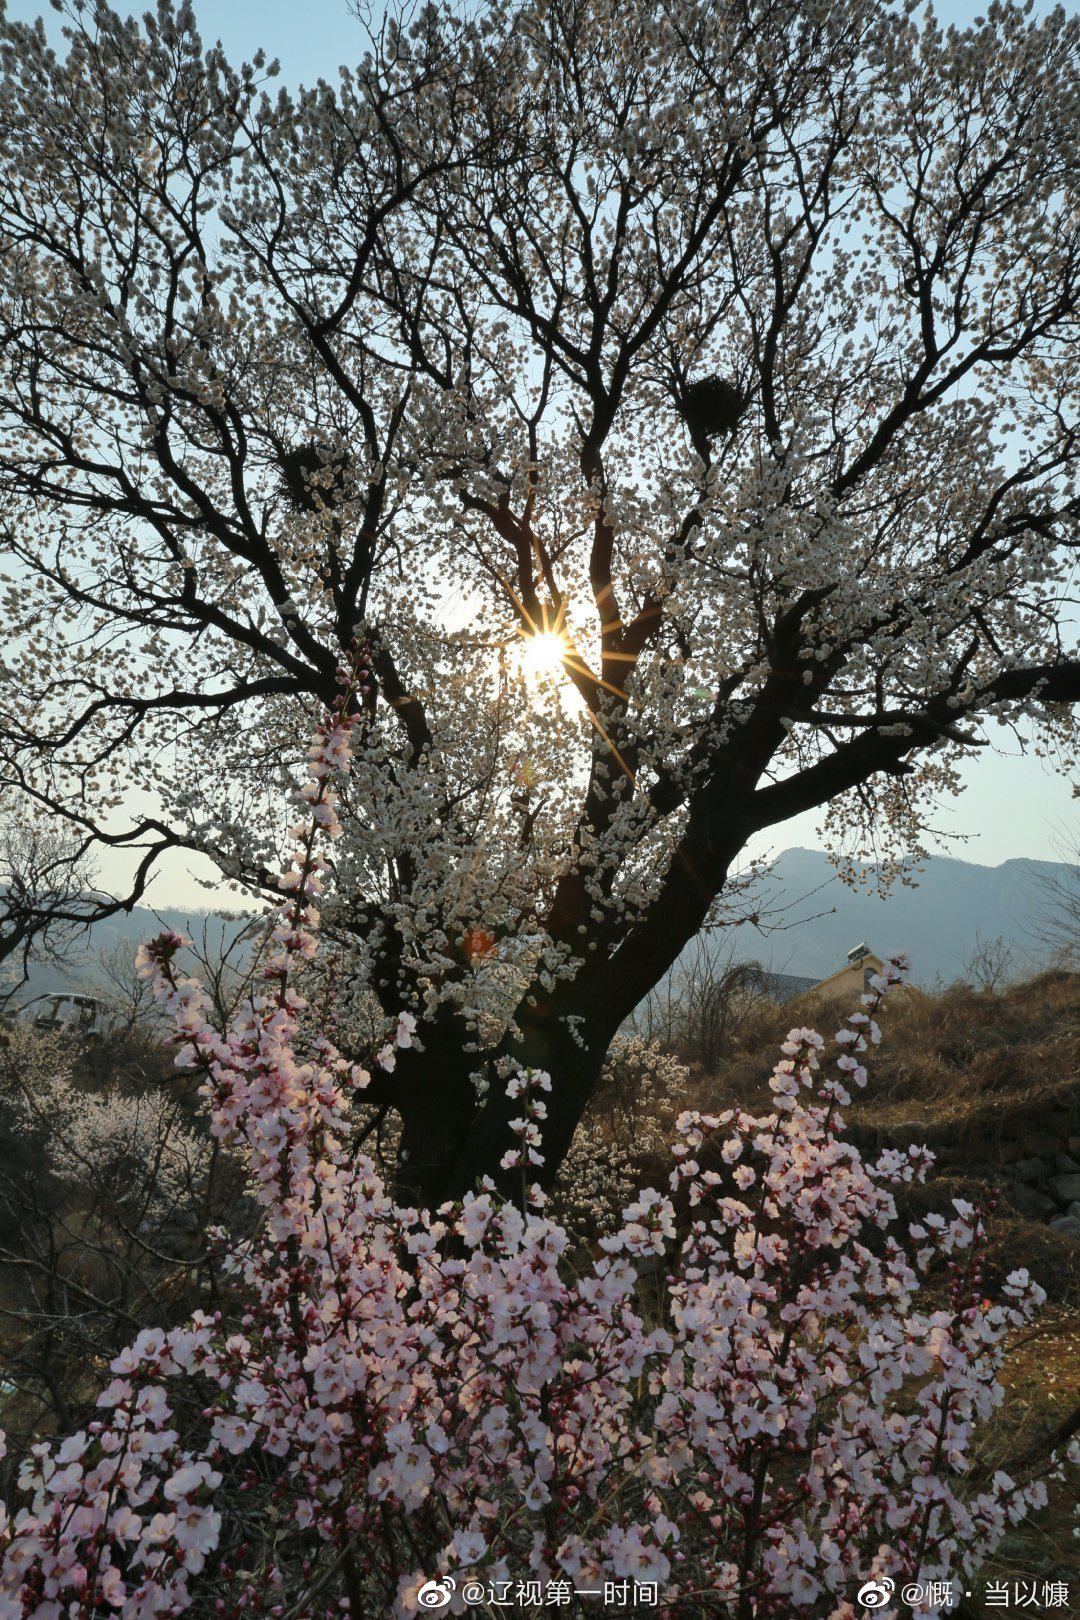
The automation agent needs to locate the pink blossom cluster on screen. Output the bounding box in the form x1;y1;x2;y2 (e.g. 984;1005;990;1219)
0;691;1066;1620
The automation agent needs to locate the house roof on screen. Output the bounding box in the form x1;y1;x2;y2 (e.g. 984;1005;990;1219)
757;971;822;1005
750;947;892;1006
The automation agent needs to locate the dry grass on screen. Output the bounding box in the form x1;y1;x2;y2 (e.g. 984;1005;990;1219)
690;969;1079;1131
962;1309;1080;1615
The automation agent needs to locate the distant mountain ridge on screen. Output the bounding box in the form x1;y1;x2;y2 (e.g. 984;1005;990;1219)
4;848;1076;1009
2;907;254;1009
714;847;1075;986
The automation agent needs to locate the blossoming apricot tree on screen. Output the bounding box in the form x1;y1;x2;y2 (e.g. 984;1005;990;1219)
1;677;1072;1619
0;0;1078;1199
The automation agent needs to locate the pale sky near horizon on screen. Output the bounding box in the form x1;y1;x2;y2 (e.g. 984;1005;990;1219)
5;0;1078;906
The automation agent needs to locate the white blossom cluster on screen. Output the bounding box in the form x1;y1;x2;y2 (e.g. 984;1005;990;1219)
7;1068;211;1231
551;1036;688;1247
0;0;1076;1197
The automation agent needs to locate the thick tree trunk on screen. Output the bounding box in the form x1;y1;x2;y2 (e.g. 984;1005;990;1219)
391;1010;481;1206
444;987;624;1203
389;989;620;1207
392;817;746;1207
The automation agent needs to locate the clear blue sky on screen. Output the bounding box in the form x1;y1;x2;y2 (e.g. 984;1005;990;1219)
7;0;370;82
3;0;1077;903
9;1;1076;88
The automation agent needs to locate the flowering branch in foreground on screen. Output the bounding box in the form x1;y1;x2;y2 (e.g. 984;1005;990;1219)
0;686;1073;1619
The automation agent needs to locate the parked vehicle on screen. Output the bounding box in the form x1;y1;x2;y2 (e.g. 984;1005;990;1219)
19;993;103;1037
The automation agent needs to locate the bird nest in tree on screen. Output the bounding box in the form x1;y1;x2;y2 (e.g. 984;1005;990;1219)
677;375;744;442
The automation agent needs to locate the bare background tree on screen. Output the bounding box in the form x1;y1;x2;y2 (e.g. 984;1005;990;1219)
631;939;776;1072
0;809;100;1006
1032;831;1080;966
960;932;1019;995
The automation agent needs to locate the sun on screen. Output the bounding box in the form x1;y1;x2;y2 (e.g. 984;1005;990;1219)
518;628;568;685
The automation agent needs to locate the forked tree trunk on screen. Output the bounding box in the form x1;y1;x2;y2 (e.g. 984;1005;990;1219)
446;991;626;1203
391;827;744;1207
391;988;622;1207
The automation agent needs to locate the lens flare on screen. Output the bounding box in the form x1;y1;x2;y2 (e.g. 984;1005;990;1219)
518;629;567;684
